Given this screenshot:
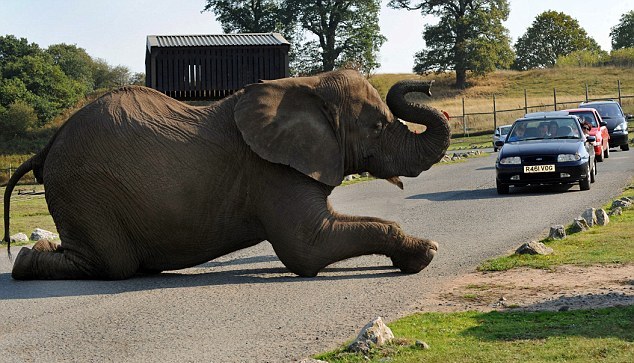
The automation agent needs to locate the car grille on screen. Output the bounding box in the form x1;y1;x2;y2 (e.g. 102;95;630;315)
522;155;557;163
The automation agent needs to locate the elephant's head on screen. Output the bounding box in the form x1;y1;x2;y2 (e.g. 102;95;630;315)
234;70;451;187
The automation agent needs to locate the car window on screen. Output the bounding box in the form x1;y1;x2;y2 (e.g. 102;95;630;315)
580;103;622;118
507;119;581;141
500;126;511;135
569;111;597;127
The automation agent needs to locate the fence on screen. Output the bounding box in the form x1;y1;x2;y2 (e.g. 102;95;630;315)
448;80;634;136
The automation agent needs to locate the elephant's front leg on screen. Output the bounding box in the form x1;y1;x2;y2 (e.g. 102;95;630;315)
267;207;438;277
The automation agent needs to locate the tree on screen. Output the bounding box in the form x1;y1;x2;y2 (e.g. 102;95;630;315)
513;11;601;70
610;10;634;50
46;43;95;93
389;0;514;89
203;0;386;75
0;35;41;69
0;100;38;136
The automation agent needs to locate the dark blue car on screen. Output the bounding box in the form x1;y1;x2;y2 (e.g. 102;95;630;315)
495;115;596;194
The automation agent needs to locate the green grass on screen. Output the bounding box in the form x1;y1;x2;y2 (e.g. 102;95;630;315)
0;184;57;245
318;308;634;363
479;185;634;271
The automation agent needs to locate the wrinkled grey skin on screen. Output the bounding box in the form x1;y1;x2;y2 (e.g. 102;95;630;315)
3;70;450;280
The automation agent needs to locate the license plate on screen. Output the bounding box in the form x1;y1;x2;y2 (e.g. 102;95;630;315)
524;165;555;173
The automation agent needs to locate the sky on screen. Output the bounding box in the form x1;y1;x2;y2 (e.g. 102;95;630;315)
1;0;633;74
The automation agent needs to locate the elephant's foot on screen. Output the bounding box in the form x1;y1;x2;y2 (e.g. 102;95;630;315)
32;239;63;252
11;246;91;280
390;238;438;274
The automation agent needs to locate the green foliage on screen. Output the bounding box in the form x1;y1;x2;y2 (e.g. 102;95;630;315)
0;101;38;136
202;0;285;33
608;47;634;67
610;10;634;50
513;11;602;70
556;50;609;68
389;0;514;89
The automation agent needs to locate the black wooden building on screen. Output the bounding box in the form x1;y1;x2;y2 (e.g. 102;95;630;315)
145;33;290;100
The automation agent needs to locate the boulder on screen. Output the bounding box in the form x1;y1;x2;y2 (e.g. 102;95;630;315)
548;225;566;240
347;317;394;353
10;233;29;243
581;208;597;227
608;207;622;216
30;228;59;241
515;241;553;255
596;209;609;226
570;218;589;233
611;198;632;210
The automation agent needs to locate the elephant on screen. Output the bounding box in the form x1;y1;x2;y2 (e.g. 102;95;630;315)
3;69;450;280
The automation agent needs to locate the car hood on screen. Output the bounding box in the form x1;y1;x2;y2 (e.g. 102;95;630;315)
501;139;581;156
602;116;626;130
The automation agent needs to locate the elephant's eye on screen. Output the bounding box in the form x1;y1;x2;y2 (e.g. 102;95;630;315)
374;122;383;133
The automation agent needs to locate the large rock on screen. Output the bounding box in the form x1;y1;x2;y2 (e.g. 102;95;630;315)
548;225;566;240
608;207;622;216
570;218;589;233
30;228;59;241
596;209;610;226
581;208;597;227
611;198;632;210
10;233;29;243
347;317;394;353
515;241;553;255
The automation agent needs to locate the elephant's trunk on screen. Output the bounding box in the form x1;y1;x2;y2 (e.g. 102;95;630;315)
382;80;451;177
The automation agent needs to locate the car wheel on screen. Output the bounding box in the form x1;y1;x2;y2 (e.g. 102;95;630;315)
580;165;591;191
596;150;604;162
590;161;596;183
621;143;630;151
496;180;509;194
604;144;609;159
493;147;498;152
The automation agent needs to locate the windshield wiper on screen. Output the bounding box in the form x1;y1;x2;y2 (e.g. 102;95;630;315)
553;136;580;139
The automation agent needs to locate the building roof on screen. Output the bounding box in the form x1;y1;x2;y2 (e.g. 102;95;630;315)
146;33;290;50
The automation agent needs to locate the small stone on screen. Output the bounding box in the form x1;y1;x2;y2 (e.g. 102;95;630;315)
569;218;589;233
415;340;430;349
581;208;597;227
611;199;631;209
348;317;394;353
608;207;622;216
30;228;58;241
515;241;553;255
10;233;29;243
548;225;566;239
596;209;609;226
559;306;570;312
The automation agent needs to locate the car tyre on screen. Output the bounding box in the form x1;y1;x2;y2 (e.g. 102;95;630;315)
493;147;498;152
621;143;630;151
596;149;604;162
590;161;596;183
496;180;509;194
580;165;591;191
604;144;609;159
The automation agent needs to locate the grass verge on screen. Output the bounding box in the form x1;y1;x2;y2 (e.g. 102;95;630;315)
0;184;56;245
316;183;634;362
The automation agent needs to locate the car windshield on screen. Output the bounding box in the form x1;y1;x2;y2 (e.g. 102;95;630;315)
506;118;582;142
580;103;622;118
500;126;512;135
569;111;598;127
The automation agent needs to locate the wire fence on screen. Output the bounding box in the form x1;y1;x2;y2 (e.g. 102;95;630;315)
448;80;634;137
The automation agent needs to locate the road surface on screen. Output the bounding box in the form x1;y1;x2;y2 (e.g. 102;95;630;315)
1;149;632;362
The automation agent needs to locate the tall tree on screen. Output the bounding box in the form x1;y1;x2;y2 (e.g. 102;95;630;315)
46;43;95;93
610;10;634;50
513;11;601;70
389;0;514;89
203;0;386;75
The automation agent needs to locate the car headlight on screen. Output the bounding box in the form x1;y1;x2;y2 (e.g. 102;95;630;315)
557;154;581;162
614;122;627;131
499;156;521;164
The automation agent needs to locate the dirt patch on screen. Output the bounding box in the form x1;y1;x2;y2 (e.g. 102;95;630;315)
416;264;634;313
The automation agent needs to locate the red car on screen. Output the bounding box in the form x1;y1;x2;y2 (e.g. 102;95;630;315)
563;108;610;162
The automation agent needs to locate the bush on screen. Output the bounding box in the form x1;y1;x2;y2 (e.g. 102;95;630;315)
556;50;608;68
0;100;38;136
608;48;634;67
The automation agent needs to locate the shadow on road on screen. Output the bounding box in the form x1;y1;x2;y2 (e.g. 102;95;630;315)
407;184;577;201
0;259;400;300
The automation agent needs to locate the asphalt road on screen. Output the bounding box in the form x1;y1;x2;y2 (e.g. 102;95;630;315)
1;148;633;362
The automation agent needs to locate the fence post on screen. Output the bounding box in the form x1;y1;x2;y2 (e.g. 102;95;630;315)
553;88;557;111
618;79;622;104
493;95;497;131
9;163;11;179
585;83;589;102
462;97;467;136
524;89;528;114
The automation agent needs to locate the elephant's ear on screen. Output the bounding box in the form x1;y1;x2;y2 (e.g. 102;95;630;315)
234;80;343;186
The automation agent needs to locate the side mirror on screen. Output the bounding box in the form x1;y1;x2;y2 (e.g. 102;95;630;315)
599;121;608;127
494;140;505;148
586;136;596;143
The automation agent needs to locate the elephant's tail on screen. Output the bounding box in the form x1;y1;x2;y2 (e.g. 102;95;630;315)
3;156;37;260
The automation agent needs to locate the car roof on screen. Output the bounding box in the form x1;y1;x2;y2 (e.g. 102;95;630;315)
523;111;574;118
563;108;597;113
579;100;619;105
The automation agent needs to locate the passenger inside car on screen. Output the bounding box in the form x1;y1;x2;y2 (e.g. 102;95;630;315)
537;122;550;138
549;121;559;137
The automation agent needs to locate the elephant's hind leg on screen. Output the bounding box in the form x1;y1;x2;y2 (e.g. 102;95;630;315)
12;247;91;280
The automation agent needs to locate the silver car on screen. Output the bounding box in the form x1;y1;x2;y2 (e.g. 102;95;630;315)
493;124;513;152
